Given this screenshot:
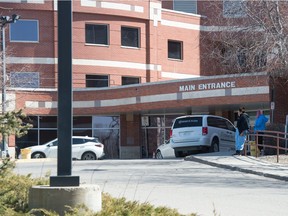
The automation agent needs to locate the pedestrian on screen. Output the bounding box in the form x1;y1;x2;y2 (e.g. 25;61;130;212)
234;107;250;156
254;109;268;154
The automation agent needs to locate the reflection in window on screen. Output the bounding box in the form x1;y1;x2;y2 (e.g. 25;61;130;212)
121;26;140;48
10;20;39;42
10;72;39;88
93;116;120;159
168;40;183;60
173;0;197;14
93;116;120;129
94;128;119;159
223;0;246;18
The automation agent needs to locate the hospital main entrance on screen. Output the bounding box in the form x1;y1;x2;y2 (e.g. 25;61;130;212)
141;114;180;158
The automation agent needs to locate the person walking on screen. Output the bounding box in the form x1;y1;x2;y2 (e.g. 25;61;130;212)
234;107;250;155
254;109;268;154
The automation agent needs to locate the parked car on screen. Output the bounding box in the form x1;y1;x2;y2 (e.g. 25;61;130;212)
21;136;105;160
170;115;236;157
155;140;175;159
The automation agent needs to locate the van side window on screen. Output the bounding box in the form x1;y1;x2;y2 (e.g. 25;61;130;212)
207;117;227;129
173;117;202;128
225;120;236;132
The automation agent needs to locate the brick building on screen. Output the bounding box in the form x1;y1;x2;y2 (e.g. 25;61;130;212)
0;0;287;158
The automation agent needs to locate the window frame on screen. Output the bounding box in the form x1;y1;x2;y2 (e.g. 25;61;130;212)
121;26;140;48
121;76;140;86
173;0;197;14
10;19;39;43
86;74;109;88
85;23;109;46
10;72;40;88
168;40;183;60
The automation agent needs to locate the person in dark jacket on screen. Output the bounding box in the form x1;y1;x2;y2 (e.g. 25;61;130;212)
234;107;250;155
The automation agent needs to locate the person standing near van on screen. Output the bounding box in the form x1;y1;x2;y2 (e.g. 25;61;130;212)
234;107;250;155
254;109;268;153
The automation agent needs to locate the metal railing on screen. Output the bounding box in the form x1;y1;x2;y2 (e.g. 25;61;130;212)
244;130;288;163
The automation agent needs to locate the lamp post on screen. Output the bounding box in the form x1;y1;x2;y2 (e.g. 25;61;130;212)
0;14;20;157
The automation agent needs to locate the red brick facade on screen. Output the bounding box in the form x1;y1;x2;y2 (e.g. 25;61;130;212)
0;1;287;158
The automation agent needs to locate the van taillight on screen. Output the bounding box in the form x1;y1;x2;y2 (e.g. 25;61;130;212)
202;127;208;135
170;129;173;138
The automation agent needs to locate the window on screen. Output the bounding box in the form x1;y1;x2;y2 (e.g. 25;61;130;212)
237;49;246;67
173;117;202;128
254;51;267;68
122;76;140;85
10;20;39;42
73;138;85;145
208;117;228;130
10;72;39;88
223;0;246;18
173;0;197;14
85;24;109;45
121;26;140;48
168;40;183;60
86;75;109;88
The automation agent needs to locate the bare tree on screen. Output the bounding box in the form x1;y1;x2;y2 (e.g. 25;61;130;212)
201;0;288;79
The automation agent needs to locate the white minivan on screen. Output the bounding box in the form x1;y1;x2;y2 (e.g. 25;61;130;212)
170;115;236;157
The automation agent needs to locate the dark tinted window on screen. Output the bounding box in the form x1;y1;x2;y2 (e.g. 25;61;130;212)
168;40;183;60
225;119;236;132
121;26;139;47
85;138;97;143
207;117;227;129
173;117;202;128
73;138;85;145
51;140;58;146
40;116;57;128
85;24;108;45
73;116;92;128
122;76;140;85
86;75;109;88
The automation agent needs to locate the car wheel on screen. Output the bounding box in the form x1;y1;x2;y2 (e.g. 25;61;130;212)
31;152;46;159
81;152;97;160
155;150;163;159
210;138;219;152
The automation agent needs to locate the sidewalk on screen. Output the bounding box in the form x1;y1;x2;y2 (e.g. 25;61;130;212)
184;151;288;182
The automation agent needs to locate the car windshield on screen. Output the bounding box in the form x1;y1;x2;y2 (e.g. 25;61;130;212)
173;117;202;128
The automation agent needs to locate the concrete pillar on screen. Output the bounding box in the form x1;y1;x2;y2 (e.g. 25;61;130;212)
29;184;101;215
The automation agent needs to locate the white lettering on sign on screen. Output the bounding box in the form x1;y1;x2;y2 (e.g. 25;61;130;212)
179;81;236;92
179;85;196;92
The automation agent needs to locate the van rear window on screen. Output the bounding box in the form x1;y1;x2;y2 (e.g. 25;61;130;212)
173;117;202;128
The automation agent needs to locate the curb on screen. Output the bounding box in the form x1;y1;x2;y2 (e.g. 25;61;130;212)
14;158;56;163
185;156;288;182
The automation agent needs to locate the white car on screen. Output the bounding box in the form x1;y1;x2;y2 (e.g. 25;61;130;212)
155;140;175;159
21;136;105;160
170;115;236;157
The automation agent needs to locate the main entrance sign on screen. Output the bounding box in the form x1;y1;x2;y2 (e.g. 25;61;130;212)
179;81;236;92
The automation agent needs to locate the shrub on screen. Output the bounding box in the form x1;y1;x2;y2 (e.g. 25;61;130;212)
0;158;48;215
1;158;197;216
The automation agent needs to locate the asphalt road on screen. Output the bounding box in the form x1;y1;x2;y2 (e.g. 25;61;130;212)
15;159;288;216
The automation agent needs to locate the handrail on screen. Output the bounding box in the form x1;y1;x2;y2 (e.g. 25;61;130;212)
245;130;288;163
